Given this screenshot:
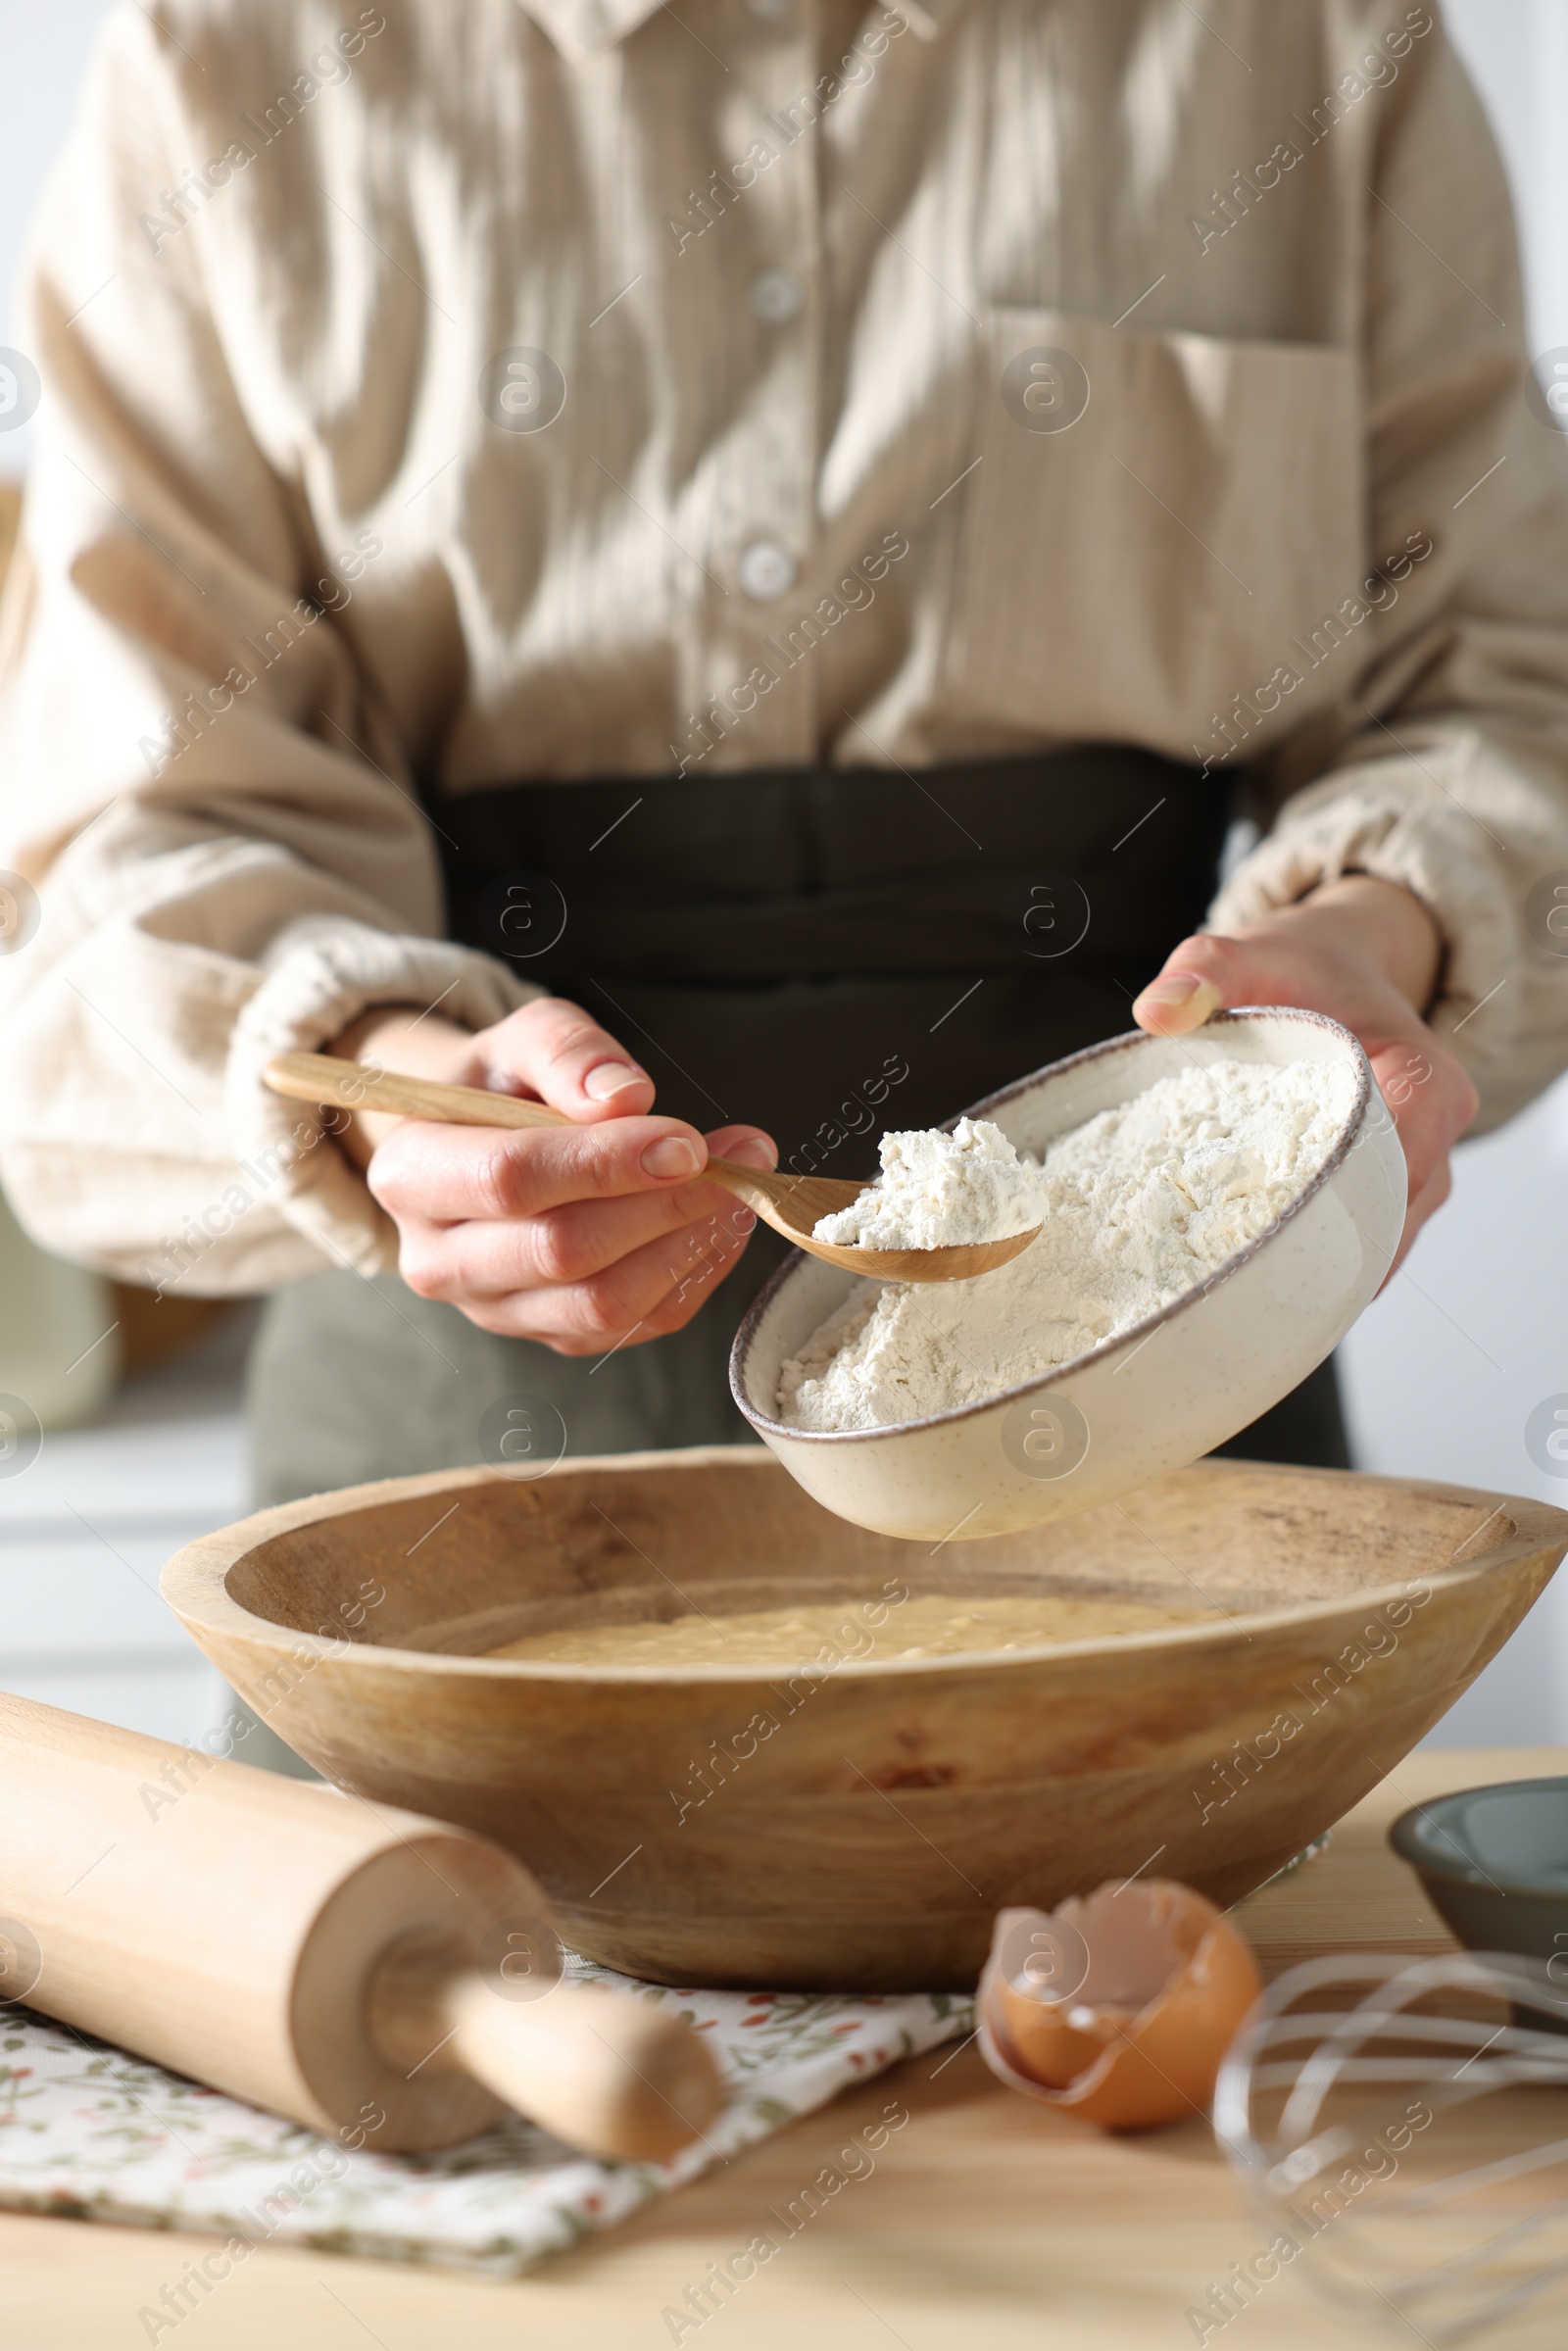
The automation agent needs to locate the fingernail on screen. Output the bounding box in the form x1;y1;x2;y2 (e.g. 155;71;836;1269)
724;1136;778;1171
642;1136;703;1179
583;1060;643;1102
1136;976;1223;1019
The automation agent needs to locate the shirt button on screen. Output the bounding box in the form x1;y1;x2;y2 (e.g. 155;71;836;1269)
747;266;803;325
744;0;797;19
737;539;797;600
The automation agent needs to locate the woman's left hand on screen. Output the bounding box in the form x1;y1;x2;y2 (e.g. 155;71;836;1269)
1131;874;1477;1274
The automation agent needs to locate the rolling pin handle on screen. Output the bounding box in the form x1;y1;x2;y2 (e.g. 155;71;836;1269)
367;1935;724;2165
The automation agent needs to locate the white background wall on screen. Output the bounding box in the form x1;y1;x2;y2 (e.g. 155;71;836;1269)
2;2;1567;1740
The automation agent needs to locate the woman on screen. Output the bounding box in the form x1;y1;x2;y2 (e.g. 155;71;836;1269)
1;0;1563;1505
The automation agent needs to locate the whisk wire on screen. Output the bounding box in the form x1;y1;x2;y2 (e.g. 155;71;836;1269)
1215;1950;1568;2345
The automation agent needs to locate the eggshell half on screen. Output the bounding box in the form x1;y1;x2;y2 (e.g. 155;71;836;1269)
977;1880;1262;2131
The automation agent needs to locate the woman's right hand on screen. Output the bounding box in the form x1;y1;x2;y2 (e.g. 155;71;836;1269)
327;996;777;1352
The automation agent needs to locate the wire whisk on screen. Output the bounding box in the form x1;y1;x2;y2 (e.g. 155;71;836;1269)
1214;1951;1568;2345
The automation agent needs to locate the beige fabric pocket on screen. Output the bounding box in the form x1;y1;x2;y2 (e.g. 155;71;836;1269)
935;308;1362;752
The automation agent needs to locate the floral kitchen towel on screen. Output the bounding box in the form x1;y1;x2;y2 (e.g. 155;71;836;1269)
0;1957;972;2277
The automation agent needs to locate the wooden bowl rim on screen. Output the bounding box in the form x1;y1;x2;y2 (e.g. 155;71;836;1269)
159;1453;1568;1686
730;1007;1378;1443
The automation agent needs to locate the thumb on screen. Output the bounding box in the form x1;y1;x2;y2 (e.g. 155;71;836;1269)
1132;959;1226;1036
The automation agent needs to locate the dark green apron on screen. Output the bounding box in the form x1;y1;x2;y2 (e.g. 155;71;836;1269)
250;750;1348;1505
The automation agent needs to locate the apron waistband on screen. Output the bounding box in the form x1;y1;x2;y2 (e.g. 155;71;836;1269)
425;747;1232;984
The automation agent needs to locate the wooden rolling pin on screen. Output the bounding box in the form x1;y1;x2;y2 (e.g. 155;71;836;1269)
0;1692;721;2162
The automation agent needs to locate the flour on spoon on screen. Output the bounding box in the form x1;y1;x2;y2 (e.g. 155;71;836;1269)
810;1116;1048;1249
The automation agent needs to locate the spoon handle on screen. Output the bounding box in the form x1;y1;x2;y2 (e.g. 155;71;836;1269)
268;1051;574;1131
263;1052;776;1203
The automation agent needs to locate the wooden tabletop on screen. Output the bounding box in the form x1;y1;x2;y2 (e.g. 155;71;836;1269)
5;1745;1564;2349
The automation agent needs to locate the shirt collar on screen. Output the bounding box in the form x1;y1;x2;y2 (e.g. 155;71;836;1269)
513;0;950;61
513;0;663;57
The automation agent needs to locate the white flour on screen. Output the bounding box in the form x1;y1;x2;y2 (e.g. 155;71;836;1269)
778;1056;1357;1431
812;1116;1047;1249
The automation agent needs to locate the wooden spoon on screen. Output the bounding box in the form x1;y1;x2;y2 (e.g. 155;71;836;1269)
264;1052;1040;1283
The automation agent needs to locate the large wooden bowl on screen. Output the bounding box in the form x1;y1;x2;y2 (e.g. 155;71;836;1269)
161;1450;1567;1990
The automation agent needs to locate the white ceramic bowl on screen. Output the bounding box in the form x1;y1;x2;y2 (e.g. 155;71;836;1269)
730;1010;1406;1543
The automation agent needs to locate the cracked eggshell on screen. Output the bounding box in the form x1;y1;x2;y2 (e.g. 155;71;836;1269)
976;1881;1263;2131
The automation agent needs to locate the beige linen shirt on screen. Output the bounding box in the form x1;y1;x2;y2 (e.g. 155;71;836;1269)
3;0;1568;1292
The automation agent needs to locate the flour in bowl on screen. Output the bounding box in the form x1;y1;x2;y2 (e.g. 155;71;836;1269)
812;1116;1048;1249
777;1056;1358;1432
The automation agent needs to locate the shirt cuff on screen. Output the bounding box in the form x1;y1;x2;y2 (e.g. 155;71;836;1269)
1207;784;1518;1073
226;916;536;1277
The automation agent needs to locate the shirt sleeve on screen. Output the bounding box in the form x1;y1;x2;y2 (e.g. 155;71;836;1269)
1207;13;1568;1134
0;11;530;1291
